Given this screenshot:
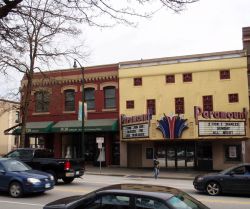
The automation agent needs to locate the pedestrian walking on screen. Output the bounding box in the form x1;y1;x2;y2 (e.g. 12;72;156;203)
153;155;160;179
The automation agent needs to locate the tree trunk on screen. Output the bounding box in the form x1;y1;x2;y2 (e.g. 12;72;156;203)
20;73;33;148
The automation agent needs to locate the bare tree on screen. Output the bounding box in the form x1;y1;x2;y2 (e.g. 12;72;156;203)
0;0;198;147
0;0;23;19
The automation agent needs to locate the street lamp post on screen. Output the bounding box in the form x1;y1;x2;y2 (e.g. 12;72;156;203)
73;59;85;159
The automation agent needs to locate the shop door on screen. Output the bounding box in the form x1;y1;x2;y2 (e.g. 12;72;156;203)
197;142;213;171
128;144;142;168
166;144;195;169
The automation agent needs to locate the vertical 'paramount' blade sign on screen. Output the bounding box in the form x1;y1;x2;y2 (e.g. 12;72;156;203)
78;101;88;121
157;114;188;139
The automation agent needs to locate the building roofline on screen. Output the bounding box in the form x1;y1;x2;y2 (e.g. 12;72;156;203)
32;63;119;76
119;50;246;68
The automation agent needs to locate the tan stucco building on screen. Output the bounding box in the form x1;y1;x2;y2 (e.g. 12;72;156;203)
119;50;250;171
0;99;19;155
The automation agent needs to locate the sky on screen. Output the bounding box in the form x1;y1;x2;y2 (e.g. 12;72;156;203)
1;0;250;99
81;0;250;66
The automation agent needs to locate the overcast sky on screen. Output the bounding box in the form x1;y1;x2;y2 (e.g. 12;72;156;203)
81;0;250;66
1;0;250;99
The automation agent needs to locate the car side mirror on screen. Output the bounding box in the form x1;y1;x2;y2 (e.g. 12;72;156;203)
229;171;235;176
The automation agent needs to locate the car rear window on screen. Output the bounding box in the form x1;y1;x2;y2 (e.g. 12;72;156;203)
167;195;208;209
7;150;33;159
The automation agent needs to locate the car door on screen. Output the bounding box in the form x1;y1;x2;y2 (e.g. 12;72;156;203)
0;163;11;191
223;165;248;193
243;165;250;193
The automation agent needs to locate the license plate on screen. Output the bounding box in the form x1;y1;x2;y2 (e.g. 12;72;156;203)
45;183;51;188
76;171;80;175
66;172;74;177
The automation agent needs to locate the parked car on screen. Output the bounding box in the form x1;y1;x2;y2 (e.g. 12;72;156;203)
0;158;55;198
193;163;250;196
43;183;210;209
4;148;85;184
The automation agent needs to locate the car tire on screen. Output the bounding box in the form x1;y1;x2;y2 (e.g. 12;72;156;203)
62;177;74;184
206;181;221;196
9;181;23;198
46;170;58;184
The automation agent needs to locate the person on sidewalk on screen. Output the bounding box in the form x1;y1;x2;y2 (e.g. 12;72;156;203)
153;154;160;179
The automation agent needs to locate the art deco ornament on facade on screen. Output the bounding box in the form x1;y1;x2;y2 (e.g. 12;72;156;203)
157;114;188;139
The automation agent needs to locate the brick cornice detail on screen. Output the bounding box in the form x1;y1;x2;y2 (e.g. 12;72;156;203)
22;71;118;87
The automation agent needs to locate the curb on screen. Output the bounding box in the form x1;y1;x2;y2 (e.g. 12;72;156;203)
85;172;195;180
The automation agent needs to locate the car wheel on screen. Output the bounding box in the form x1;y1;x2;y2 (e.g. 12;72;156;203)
9;182;23;198
206;181;221;196
62;177;74;184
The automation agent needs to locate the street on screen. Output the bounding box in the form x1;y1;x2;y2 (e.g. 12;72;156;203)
0;174;250;209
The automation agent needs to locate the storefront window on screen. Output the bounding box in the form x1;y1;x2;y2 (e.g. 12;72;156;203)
224;144;241;162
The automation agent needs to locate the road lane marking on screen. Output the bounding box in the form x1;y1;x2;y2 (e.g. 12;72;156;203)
0;200;43;207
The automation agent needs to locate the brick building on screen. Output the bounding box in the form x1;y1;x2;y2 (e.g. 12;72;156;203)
15;63;120;166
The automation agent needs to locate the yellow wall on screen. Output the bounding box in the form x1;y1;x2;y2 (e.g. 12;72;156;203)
0;101;19;155
119;57;249;140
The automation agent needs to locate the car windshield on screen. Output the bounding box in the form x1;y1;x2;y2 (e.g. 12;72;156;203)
219;165;238;175
2;160;31;172
166;194;209;209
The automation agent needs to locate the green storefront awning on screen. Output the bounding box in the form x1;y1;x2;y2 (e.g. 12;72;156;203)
13;121;54;134
51;119;118;133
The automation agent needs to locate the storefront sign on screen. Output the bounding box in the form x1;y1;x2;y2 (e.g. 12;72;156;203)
194;106;247;124
198;121;246;136
157;114;188;139
122;123;149;139
121;114;151;125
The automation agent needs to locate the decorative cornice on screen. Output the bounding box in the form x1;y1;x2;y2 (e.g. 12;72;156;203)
22;71;118;87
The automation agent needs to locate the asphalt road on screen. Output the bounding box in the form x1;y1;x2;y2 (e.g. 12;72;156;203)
0;174;250;209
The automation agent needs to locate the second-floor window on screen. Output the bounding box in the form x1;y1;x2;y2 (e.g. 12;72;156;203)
104;86;116;109
126;100;134;109
35;91;49;112
220;70;230;79
134;77;142;86
147;99;156;115
64;89;75;111
175;97;184;114
85;88;95;110
228;93;239;103
203;95;213;111
166;75;175;83
183;73;192;82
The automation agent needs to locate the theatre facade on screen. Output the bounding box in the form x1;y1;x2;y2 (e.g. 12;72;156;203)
119;50;250;170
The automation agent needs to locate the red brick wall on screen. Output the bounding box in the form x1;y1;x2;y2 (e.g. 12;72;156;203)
25;64;119;122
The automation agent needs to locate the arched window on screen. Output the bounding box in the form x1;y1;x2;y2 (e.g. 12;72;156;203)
104;86;116;109
35;91;50;112
64;89;75;111
85;88;95;110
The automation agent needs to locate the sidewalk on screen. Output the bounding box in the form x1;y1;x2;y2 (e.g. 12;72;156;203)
85;166;206;180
